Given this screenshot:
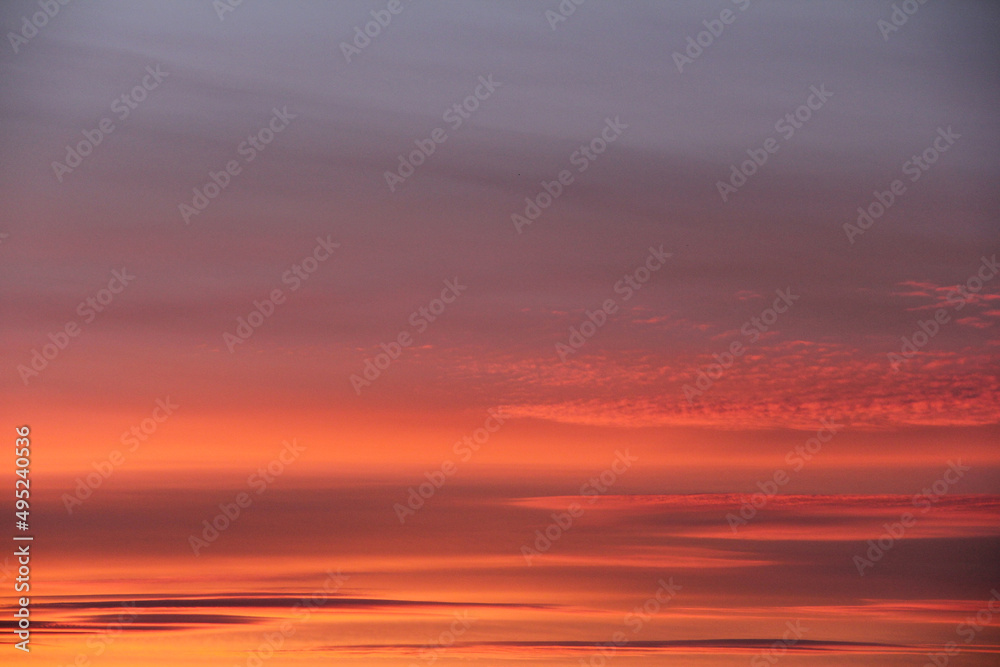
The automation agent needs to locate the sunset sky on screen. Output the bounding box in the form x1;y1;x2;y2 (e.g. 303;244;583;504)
1;1;999;665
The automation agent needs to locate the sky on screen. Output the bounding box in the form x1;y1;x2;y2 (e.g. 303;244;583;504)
1;0;999;665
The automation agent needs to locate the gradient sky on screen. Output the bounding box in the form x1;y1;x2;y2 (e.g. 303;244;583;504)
1;1;999;665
